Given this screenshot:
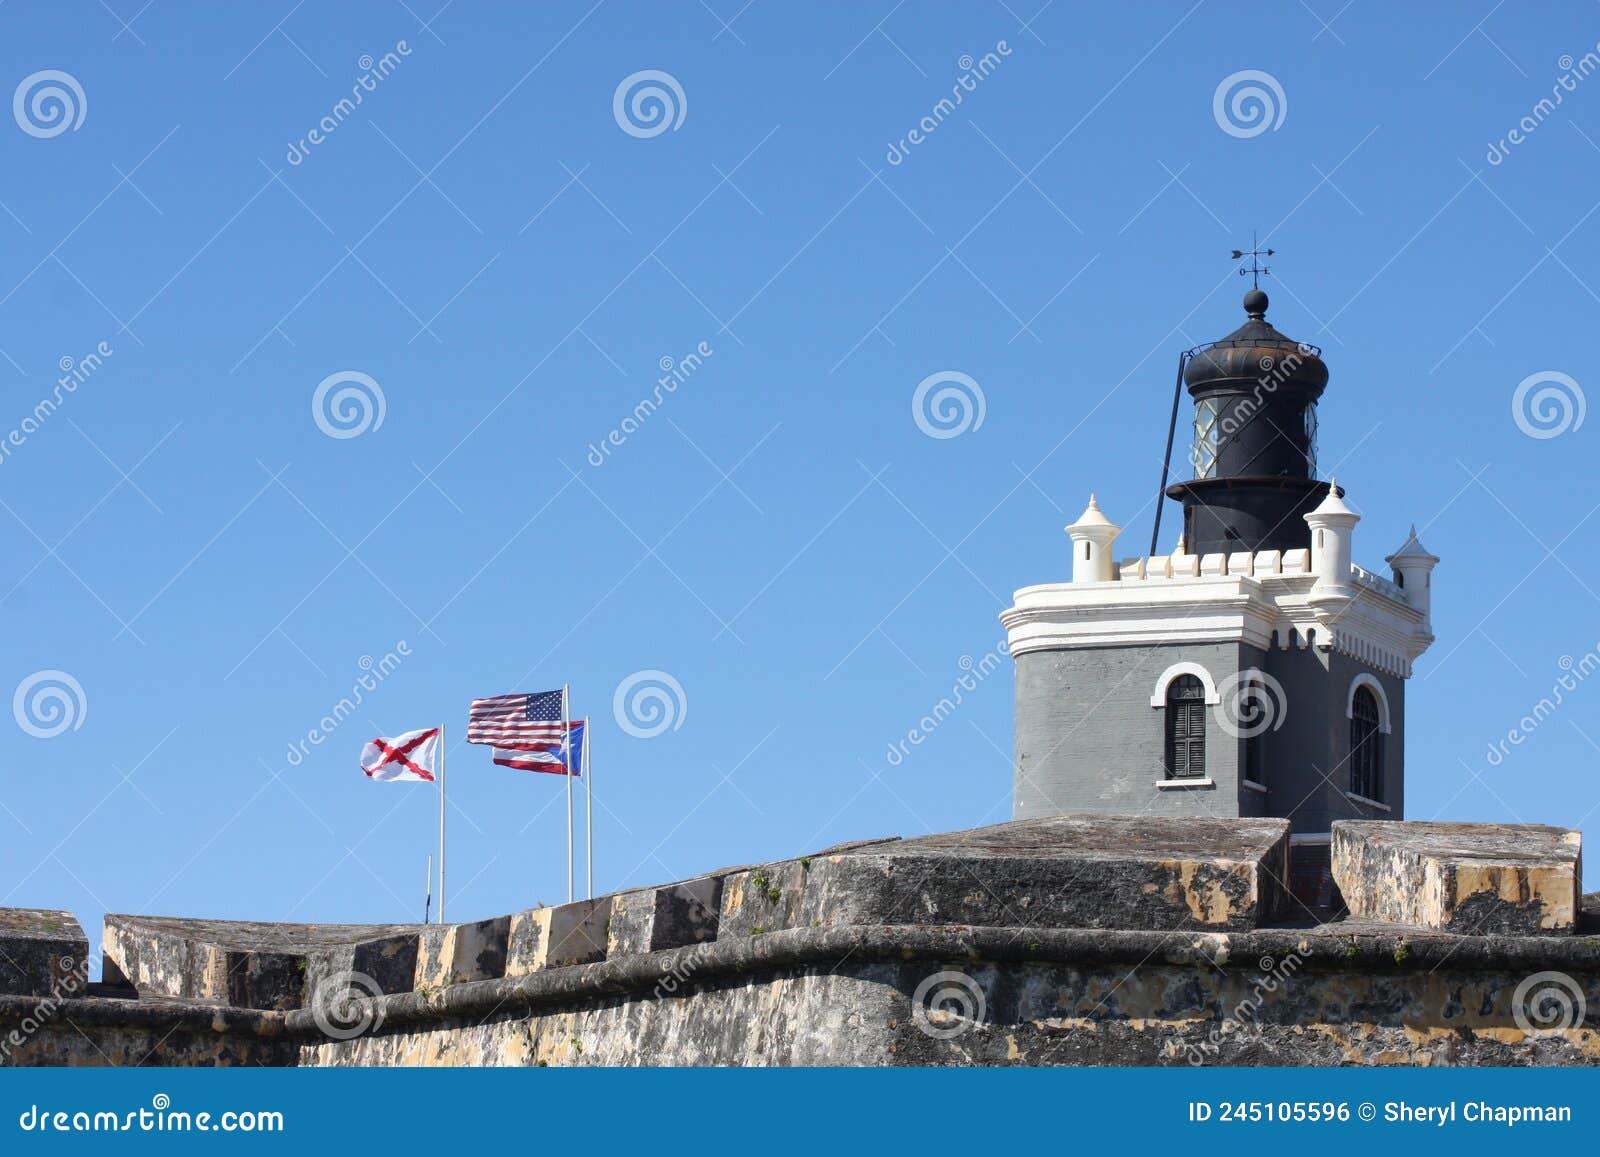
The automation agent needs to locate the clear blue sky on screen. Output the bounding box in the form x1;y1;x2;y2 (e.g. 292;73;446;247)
2;2;1597;953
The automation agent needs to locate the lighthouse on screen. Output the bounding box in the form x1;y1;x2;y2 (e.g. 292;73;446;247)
1000;287;1439;893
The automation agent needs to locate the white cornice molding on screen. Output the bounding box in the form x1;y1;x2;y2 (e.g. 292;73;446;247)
1003;578;1281;654
1002;554;1431;677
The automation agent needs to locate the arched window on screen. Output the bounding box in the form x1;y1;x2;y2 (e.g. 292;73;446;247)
1350;687;1383;800
1165;674;1207;779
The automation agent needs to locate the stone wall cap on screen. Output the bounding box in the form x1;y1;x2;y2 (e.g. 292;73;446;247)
105;913;426;951
830;814;1290;863
0;908;84;940
1333;820;1580;866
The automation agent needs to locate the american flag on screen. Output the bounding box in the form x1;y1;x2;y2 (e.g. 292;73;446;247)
467;688;567;747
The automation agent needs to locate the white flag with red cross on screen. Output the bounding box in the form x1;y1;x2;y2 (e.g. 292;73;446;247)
360;727;442;783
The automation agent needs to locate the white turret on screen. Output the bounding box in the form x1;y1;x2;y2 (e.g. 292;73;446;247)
1386;525;1439;628
1066;494;1121;583
1303;478;1359;607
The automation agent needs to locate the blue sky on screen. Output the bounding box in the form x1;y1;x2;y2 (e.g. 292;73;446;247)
2;1;1598;951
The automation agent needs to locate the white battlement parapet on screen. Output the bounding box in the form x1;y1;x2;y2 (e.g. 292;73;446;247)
1115;546;1313;582
1002;486;1437;680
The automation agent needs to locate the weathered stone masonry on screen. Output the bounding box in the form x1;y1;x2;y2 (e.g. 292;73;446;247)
1;815;1596;1067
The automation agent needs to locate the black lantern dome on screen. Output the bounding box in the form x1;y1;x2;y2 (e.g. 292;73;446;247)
1165;290;1332;556
1181;289;1328;393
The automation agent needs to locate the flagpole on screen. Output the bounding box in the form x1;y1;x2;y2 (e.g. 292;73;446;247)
563;685;573;903
584;715;593;900
438;722;447;925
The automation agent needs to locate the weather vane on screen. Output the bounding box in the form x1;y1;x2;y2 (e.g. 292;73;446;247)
1230;231;1274;288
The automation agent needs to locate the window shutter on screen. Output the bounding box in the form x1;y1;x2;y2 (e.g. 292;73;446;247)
1179;701;1205;777
1165;675;1207;779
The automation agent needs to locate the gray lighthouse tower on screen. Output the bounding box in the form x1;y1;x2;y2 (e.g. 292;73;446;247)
1000;288;1438;884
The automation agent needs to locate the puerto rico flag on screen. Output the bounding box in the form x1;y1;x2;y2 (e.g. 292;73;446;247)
360;727;442;783
492;719;583;776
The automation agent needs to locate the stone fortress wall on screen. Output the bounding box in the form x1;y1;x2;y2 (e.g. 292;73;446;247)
0;814;1595;1067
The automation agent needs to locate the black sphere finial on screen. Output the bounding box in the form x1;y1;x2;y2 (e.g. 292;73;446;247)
1243;287;1269;319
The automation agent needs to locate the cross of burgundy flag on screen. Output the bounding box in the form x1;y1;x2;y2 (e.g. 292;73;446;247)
360;727;442;782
